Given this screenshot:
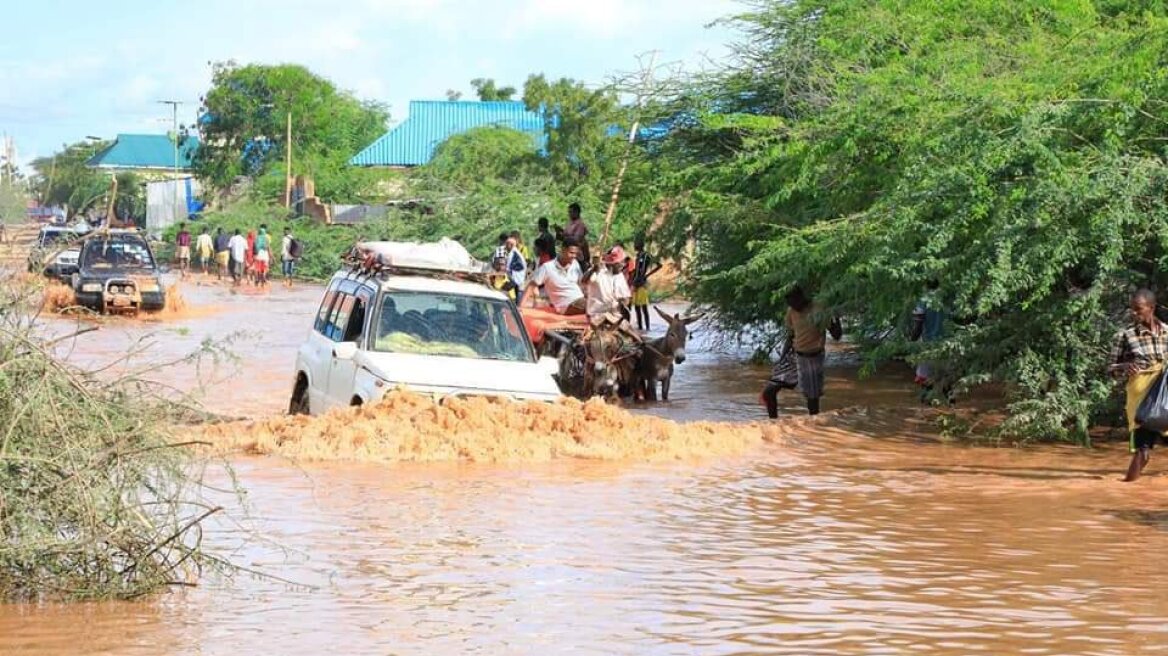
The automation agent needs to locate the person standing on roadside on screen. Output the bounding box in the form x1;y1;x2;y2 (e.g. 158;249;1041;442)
631;236;662;332
782;285;842;416
563;203;590;267
213;227;231;281
254;225;272;288
196;226;214;276
504;235;527;304
1110;289;1168;482
175;223;192;278
245;229;257;285
228;229;248;286
534;217;556;266
281;226;300;288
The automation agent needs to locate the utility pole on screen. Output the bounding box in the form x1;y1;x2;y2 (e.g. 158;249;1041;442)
284;111;292;209
158;100;184;225
0;135;17;184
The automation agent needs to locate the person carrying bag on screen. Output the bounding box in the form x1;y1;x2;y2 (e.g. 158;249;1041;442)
1111;289;1168;482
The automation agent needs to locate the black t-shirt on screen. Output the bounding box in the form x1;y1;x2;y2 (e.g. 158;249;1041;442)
632;251;652;287
534;230;556;260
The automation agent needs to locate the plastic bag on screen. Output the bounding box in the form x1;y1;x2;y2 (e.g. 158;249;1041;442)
1136;369;1168;432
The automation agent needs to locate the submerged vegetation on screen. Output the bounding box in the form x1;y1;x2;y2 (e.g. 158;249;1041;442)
652;0;1168;442
0;274;232;600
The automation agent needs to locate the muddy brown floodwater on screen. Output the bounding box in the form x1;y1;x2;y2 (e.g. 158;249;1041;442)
5;272;1168;655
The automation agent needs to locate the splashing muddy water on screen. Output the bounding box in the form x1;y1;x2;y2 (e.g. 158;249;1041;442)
205;390;783;463
6;276;1168;655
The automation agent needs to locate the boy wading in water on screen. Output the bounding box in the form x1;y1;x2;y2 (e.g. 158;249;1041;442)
1111;289;1168;482
783;286;842;416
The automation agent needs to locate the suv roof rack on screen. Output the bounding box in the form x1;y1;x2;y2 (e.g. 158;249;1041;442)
341;245;491;285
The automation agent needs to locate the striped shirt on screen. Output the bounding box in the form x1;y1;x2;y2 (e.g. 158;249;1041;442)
1112;321;1168;371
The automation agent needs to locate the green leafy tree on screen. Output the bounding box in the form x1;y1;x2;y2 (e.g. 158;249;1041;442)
522;74;623;187
424;126;541;186
29;141;110;217
658;0;1168;441
470;78;517;101
403;126;565;255
194;62;389;199
0;180;26;226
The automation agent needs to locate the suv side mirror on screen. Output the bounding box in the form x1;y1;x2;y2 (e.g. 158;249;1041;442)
333;342;359;360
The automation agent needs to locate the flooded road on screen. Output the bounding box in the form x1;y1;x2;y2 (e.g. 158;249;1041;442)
6;273;1168;654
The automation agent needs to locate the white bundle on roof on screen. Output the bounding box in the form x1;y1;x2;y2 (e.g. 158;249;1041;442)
355;238;484;272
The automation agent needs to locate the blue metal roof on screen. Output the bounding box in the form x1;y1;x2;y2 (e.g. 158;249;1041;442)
350;100;544;167
87;133;198;170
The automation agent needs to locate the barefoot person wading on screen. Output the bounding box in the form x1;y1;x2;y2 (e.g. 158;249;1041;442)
782;285;842;416
1111;289;1168;482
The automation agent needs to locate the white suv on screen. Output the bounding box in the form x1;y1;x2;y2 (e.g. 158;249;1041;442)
290;246;561;414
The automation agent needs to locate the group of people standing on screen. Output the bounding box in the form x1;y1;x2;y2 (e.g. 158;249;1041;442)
489;203;663;332
176;223;302;288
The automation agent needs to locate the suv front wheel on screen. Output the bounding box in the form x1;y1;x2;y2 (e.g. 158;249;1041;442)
289;375;310;415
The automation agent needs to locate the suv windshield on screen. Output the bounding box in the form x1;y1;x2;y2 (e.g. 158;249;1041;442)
373;290;534;362
39;231;77;248
81;237;156;270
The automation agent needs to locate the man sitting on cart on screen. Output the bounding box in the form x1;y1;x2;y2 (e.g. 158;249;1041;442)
529;238;588;315
586;245;640;342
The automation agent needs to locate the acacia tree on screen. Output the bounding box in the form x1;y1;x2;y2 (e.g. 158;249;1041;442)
193;62;389;199
661;0;1168;441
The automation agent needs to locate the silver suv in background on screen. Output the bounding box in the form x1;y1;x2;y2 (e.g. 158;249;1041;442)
27;225;87;281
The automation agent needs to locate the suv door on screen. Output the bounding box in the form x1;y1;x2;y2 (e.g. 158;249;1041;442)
326;287;372;407
303;279;342;411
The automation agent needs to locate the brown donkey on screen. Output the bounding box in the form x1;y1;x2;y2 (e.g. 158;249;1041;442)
635;307;702;402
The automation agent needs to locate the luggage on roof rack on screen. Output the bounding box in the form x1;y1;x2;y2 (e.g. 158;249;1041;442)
343;238;490;282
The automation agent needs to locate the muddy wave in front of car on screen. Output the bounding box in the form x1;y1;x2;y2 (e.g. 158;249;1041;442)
201;389;787;463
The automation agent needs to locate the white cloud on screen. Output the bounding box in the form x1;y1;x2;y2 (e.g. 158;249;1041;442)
509;0;641;39
351;77;389;101
309;21;366;53
119;74;161;106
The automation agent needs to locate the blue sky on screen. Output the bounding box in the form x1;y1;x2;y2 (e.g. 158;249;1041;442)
0;0;740;169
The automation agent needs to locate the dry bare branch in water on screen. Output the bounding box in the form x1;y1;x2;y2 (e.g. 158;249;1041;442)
0;271;244;600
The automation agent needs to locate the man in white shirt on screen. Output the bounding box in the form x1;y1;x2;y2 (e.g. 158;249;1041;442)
227;229;248;286
281;227;298;288
586;245;632;326
529;240;586;315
